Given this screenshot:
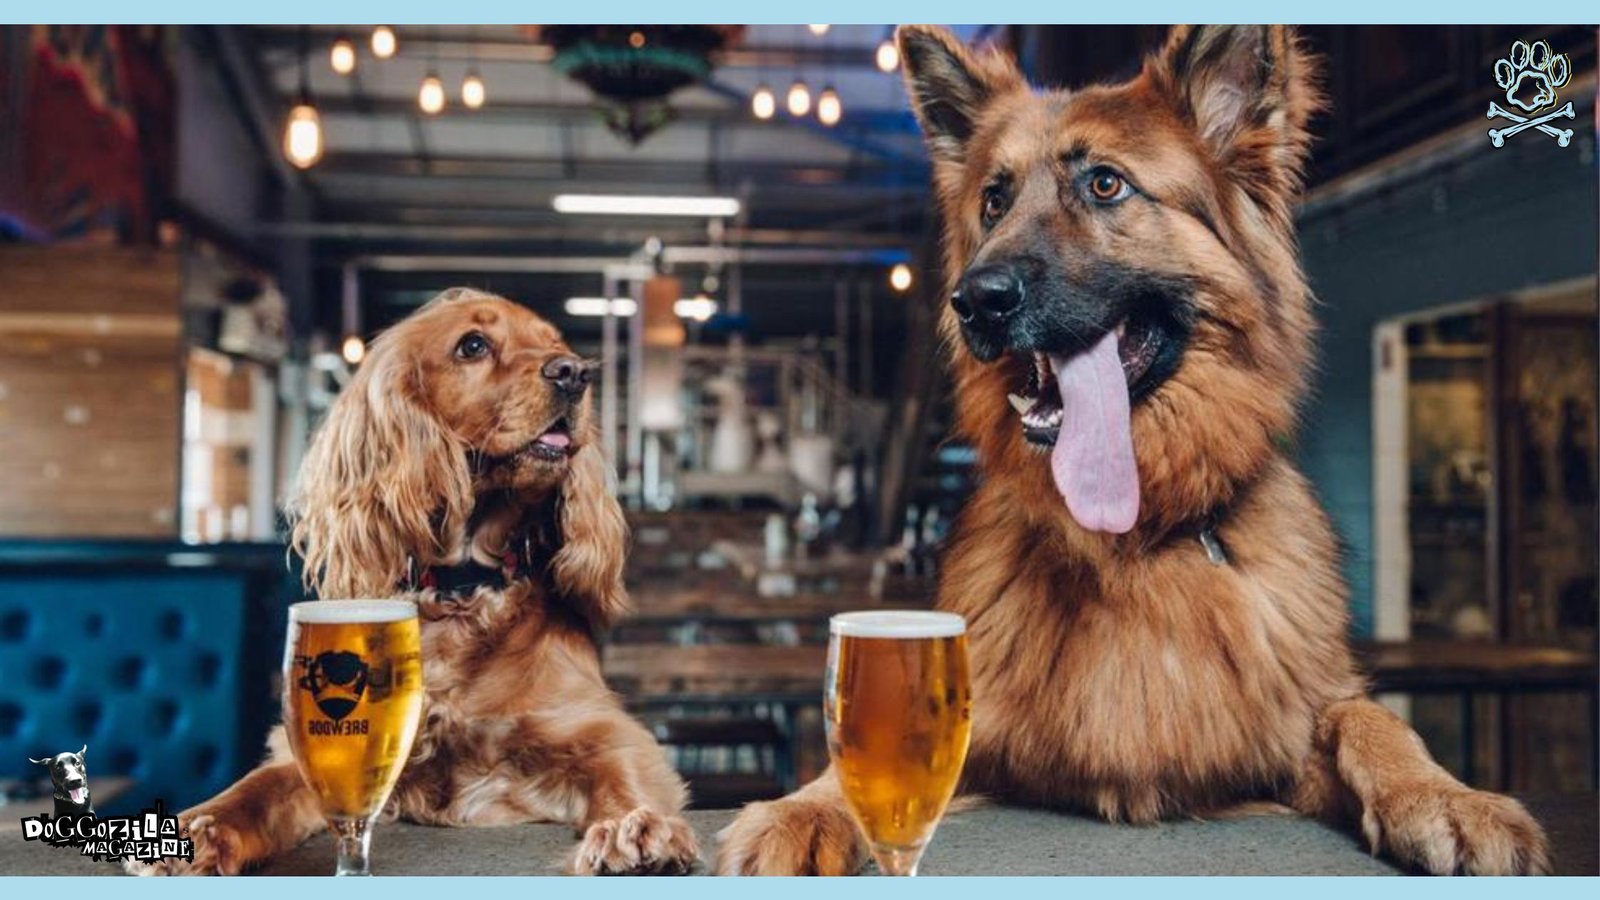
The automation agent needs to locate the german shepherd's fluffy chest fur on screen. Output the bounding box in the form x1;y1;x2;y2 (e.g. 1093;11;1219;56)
952;460;1358;822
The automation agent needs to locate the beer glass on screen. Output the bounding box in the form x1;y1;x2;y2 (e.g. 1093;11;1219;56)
825;611;971;876
284;600;423;876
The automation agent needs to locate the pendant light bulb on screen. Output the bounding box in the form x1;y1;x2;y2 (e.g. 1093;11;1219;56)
371;26;397;60
419;72;446;114
329;38;356;75
876;40;900;73
786;80;812;117
461;71;486;109
751;84;776;120
889;263;913;293
817;86;842;126
283;102;323;169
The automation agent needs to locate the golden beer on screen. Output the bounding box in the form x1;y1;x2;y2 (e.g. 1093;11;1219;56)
284;600;423;875
825;611;971;876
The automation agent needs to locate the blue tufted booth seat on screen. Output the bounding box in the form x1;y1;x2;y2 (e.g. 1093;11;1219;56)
1;544;297;814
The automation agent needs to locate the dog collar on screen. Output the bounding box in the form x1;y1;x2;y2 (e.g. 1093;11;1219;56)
403;535;534;598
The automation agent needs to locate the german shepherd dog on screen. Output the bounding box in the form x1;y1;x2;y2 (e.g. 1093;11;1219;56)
717;24;1549;875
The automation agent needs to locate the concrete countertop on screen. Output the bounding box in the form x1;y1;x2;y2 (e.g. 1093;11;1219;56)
4;795;1593;876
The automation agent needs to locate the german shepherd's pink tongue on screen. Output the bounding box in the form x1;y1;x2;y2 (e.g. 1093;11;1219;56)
1049;331;1140;533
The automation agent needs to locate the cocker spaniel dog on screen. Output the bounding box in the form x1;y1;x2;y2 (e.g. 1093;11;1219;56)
130;288;696;876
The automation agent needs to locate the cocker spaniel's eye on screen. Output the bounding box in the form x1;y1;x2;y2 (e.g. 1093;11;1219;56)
455;331;491;360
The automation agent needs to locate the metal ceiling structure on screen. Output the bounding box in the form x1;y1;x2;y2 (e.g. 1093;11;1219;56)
209;24;993;345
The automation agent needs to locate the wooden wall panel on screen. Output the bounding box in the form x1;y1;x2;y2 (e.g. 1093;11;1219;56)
0;246;182;537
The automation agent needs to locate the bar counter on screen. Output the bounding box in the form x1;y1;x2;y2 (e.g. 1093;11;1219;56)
4;795;1592;876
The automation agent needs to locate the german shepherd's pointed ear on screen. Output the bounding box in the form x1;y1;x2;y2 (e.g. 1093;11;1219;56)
897;25;1024;166
1154;25;1321;206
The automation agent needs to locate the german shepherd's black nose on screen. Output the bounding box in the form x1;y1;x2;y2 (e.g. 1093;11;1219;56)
540;354;591;400
953;265;1025;324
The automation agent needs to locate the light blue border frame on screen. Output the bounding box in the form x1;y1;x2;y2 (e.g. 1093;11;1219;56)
1;7;1594;893
5;874;1600;891
5;7;1600;24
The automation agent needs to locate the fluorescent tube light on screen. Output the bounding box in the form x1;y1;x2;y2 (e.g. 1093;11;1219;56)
551;195;742;217
564;297;717;320
673;297;718;322
565;298;639;317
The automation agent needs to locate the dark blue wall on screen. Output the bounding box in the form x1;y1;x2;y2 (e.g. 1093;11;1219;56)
1295;131;1598;635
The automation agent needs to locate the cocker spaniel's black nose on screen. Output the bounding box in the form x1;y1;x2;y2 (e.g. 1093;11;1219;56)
541;354;592;400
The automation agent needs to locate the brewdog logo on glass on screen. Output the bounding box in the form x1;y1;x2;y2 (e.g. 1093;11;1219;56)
293;648;399;735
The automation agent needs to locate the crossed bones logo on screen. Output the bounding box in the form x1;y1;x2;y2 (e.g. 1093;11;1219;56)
1488;40;1574;148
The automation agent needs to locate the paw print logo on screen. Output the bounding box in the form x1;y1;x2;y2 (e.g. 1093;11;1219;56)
1486;40;1575;148
1494;40;1570;112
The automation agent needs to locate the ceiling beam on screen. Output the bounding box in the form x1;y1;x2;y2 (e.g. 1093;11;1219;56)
312;151;917;187
263;220;909;249
355;245;909;275
251;26;898;70
298;93;921;134
201;25;300;188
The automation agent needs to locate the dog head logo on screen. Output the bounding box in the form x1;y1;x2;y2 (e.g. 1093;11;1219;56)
296;650;369;721
29;745;91;810
1487;40;1574;148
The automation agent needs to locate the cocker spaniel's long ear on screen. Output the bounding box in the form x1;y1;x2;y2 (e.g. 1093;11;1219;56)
548;431;629;632
288;332;472;600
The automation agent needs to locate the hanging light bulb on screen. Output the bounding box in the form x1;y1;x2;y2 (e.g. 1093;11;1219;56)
889;263;913;293
284;28;322;169
786;80;812;117
817;86;842;126
808;24;830;36
876;40;900;73
371;26;397;59
329;38;356;75
340;335;366;366
461;70;486;109
751;84;776;120
283;102;323;169
418;71;445;114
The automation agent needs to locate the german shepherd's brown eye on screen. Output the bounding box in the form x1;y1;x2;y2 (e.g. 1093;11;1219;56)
981;184;1010;228
455;331;491;360
1087;169;1131;204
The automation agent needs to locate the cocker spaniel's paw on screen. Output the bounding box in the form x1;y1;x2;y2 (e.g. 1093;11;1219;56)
570;807;698;875
714;796;866;876
1363;783;1551;875
122;814;244;876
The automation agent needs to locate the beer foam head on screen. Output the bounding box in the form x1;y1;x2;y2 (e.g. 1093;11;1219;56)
290;599;418;624
830;610;966;639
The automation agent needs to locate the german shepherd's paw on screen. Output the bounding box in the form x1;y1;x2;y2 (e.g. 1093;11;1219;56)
570;807;698;875
122;814;244;876
714;797;865;876
1363;784;1551;875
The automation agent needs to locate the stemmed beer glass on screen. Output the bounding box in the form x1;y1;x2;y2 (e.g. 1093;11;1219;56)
283;600;423;876
825;611;972;876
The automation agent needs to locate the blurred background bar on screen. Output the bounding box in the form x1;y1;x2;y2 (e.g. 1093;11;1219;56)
0;24;1594;815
